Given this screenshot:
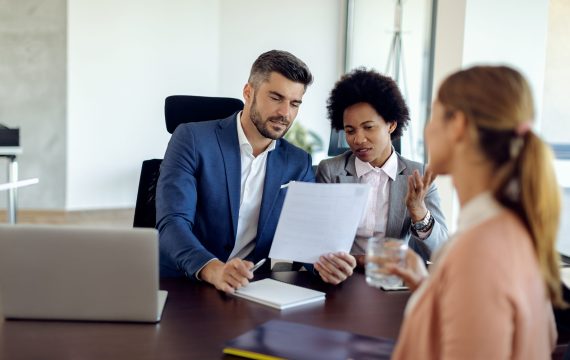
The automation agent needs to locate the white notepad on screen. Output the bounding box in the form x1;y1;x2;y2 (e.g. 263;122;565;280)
233;279;326;310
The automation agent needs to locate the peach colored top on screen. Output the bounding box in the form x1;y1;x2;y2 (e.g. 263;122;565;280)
393;193;556;359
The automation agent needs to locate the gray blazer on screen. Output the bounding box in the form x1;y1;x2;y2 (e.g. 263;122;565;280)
316;151;448;261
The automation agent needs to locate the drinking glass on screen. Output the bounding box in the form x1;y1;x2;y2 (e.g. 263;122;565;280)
365;236;407;288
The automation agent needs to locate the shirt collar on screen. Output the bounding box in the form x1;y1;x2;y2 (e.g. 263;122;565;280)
236;112;276;154
457;191;503;232
354;149;398;180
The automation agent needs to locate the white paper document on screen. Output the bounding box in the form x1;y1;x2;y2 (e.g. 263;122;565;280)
233;278;325;310
268;182;370;263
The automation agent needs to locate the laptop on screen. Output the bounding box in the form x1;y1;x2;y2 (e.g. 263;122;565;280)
0;225;167;323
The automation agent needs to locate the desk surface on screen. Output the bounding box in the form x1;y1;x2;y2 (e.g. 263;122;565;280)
0;271;409;360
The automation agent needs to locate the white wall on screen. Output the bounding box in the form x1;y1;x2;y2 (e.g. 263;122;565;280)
65;0;343;210
429;0;551;232
66;0;221;209
217;0;344;165
462;0;550;129
543;0;570;144
542;0;570;254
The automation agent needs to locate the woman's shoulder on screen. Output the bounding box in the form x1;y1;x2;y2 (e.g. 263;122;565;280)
445;210;533;270
317;151;353;169
464;211;528;244
396;153;425;174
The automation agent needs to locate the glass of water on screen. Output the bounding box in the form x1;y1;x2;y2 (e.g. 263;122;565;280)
365;236;407;288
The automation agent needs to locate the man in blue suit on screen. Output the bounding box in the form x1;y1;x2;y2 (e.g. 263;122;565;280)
156;50;315;293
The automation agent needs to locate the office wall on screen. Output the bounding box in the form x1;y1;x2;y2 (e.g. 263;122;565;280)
543;0;570;144
430;0;551;231
5;0;559;213
66;0;221;210
462;0;549;128
65;0;343;210
0;0;67;209
4;0;342;211
217;0;344;165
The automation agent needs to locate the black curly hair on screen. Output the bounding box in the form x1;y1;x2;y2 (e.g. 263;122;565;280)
327;68;410;140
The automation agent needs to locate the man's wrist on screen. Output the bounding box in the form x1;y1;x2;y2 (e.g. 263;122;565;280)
197;258;221;282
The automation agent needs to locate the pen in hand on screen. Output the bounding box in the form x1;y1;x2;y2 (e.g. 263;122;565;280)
251;258;267;273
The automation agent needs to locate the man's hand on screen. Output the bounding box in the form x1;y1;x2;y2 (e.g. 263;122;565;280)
405;169;436;222
385;249;428;292
314;252;356;285
199;258;254;294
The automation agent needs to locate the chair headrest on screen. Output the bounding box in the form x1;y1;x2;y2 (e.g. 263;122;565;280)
164;95;244;134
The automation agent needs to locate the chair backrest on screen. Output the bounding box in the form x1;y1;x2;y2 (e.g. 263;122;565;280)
133;96;244;228
133;159;162;228
165;95;244;134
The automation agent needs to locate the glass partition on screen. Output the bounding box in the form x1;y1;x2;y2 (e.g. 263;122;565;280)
344;0;437;162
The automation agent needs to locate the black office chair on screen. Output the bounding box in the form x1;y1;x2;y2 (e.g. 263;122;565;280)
133;95;244;228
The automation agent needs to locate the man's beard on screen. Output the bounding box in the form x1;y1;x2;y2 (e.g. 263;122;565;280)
249;96;291;140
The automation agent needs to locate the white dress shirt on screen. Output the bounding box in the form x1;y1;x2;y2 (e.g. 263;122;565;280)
228;112;276;259
352;151;398;253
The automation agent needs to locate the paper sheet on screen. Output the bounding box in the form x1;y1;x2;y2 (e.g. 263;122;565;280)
268;182;370;263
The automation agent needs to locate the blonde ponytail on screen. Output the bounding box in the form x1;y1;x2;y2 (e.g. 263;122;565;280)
518;133;564;307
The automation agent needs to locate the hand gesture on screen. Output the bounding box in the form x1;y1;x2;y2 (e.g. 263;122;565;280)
405;168;436;222
385;249;428;292
200;258;254;294
315;252;356;285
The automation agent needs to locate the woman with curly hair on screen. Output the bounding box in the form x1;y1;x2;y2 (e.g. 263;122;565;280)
314;68;447;281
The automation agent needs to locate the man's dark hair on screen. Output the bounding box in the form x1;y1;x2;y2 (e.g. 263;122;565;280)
327;68;410;140
249;50;313;89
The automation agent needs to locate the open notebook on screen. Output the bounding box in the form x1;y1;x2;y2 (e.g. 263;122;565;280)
233;279;325;310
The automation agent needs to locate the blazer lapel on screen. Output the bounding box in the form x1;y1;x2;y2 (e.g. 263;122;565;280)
338;153;359;183
386;156;408;238
338;176;358;183
257;145;286;235
216;115;241;237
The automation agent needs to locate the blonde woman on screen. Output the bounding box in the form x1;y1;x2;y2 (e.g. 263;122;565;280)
390;66;563;359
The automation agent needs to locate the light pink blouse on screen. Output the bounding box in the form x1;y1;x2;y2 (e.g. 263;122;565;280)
392;193;557;359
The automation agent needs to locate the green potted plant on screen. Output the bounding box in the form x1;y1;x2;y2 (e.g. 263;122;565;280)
284;122;323;156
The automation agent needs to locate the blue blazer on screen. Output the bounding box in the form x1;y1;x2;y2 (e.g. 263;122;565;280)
156;114;315;278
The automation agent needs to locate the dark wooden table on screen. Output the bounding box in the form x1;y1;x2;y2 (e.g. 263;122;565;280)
0;271;409;360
